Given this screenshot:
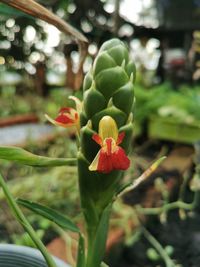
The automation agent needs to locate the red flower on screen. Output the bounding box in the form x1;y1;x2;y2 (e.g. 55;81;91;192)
45;96;81;131
89;116;130;173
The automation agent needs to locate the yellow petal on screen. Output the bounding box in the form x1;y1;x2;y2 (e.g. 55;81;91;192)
45;114;69;128
68;96;82;113
99;116;118;141
89;150;101;171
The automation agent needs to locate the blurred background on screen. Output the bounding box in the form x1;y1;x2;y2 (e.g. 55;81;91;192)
1;1;200;267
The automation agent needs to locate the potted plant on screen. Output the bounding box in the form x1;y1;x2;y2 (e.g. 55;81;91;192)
0;34;159;267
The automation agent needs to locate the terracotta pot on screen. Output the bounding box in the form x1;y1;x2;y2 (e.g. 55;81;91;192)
0;114;38;127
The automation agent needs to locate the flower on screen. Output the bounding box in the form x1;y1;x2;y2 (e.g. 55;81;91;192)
89;116;130;173
45;96;81;131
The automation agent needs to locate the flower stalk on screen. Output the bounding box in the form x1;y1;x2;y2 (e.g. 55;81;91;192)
78;38;136;267
0;174;57;267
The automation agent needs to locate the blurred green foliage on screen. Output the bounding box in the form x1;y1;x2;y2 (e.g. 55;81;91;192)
135;82;200;127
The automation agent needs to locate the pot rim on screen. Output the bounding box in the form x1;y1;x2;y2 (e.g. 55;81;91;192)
0;244;70;267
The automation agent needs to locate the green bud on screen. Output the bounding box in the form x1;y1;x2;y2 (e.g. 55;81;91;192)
82;38;135;129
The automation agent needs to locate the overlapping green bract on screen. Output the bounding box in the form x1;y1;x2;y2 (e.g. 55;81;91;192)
81;38;135;161
79;38;136;206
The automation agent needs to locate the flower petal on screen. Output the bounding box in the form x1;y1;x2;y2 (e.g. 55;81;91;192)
59;107;72;113
97;149;113;173
92;134;103;146
89;146;130;173
69;96;82;113
99;116;118;142
105;138;112;156
55;114;74;124
45;114;75;128
111;147;130;170
117;132;125;145
89;150;101;171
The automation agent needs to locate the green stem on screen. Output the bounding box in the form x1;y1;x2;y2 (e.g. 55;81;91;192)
142;227;176;267
0;174;57;267
86;227;98;267
136;201;193;215
192;189;200;209
85;205;111;267
178;171;190;201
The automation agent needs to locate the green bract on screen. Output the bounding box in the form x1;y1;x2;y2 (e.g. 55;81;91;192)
83;39;135;128
81;38;135;161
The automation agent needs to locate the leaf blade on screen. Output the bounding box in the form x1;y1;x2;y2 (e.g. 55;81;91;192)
17;199;80;233
0;146;76;167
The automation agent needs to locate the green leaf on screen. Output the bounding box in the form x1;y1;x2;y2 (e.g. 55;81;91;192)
76;234;85;267
0;3;32;18
17;199;80;233
0;146;76;167
116;156;166;198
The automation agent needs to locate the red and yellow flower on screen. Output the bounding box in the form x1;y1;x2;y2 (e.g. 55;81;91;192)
89;116;130;173
45;96;82;131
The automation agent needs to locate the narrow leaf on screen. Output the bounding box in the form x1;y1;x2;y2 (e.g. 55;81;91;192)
117;156;166;198
76;234;85;267
0;3;32;17
17;199;80;233
0;146;76;167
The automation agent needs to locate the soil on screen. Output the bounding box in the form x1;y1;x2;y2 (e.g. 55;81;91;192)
106;142;198;267
107;209;200;267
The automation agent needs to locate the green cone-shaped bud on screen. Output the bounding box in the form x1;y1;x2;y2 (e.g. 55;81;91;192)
82;38;135;132
81;38;135;153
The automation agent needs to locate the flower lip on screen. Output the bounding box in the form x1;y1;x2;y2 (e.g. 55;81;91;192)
55;112;75;124
89;116;130;173
45;96;81;130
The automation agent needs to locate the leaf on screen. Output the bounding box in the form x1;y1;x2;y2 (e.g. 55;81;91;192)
0;146;76;167
76;234;85;267
17;199;80;233
0;3;32;18
116;156;166;198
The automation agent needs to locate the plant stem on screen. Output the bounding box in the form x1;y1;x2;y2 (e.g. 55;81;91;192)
192;189;200;209
136;200;193;215
178;171;190;201
142;226;176;267
0;174;57;267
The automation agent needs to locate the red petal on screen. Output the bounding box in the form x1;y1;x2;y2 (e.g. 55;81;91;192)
117;132;125;145
55;114;74;124
112;147;130;170
59;107;72;113
97;150;113;173
105;138;112;155
92;134;103;146
96;146;130;173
